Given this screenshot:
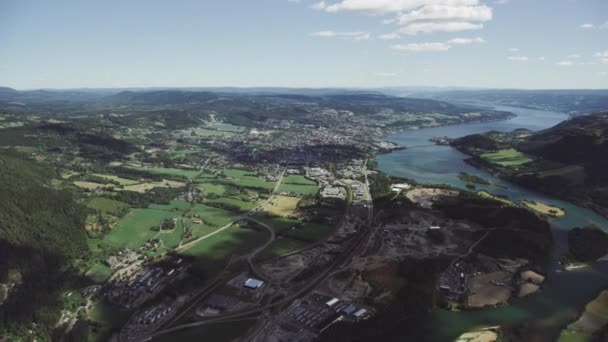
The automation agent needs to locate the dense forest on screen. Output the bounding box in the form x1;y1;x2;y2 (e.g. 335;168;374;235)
0;153;88;339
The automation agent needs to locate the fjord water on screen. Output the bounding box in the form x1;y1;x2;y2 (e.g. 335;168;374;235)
376;105;608;341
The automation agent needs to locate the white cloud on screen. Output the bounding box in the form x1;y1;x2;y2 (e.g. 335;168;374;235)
374;72;398;77
580;23;594;29
391;42;451;52
508;47;519;52
398;4;492;24
494;0;508;4
556;60;573;66
508;56;528;62
310;30;371;40
311;1;327;10
287;0;301;3
567;54;581;59
538;57;545;61
600;21;608;30
593;50;608;64
447;37;485;44
595;50;608;58
378;32;401;40
315;0;483;14
399;21;483;35
599;71;608;77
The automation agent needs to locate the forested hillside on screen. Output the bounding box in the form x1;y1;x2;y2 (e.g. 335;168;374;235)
0;153;88;339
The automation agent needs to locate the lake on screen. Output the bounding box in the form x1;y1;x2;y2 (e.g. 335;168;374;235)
376;105;608;341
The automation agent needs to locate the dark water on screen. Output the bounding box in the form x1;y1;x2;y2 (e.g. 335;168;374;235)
376;105;608;340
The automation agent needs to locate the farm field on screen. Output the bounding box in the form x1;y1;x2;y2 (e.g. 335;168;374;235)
93;173;140;185
157;220;184;249
87;197;129;214
178;226;269;262
195;182;227;196
122;179;185;193
258;237;310;260
262;195;301;217
206;196;258;212
480;148;532;167
86;262;114;283
278;175;319;195
102;208;183;249
254;215;300;234
206;123;245;133
189;203;238;227
280;222;335;242
149;200;191;212
220;168;275;191
192;128;234;137
74;181;106;190
127;166;201;179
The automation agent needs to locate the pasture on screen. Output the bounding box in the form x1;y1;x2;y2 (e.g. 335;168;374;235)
480;148;532;167
221;168;275;191
262;195;301;217
128;166;201;179
189;203;238;227
179;226;269;262
87;197;129;214
278;175;319;195
102;208;182;249
93;173;139;186
206;196;258;212
122;179;185;193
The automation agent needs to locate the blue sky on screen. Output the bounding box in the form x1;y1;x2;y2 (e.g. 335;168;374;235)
0;0;607;89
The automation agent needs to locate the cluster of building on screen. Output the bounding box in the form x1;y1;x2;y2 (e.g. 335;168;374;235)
438;261;469;300
136;303;173;326
321;186;347;200
105;248;139;270
342;179;367;202
262;292;372;341
108;266;177;309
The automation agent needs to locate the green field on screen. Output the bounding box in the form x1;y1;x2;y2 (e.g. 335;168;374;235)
195;182;227;196
278;175;319;195
87;197;129;214
169;148;202;159
189;203;238;227
206;196;257;212
86;262;114;283
102;208;182;249
480;148;532;167
254;215;300;234
192;128;234;137
128;166;201;179
179;226;268;260
280;222;335;242
206;123;244;133
93;173;140;185
149;199;191;212
259;237;310;260
157;220;184;249
220;168;275;190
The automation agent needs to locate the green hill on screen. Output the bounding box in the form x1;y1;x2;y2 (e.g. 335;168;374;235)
0;153;88;340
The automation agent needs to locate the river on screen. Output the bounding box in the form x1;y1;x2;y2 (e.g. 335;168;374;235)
376;105;608;341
